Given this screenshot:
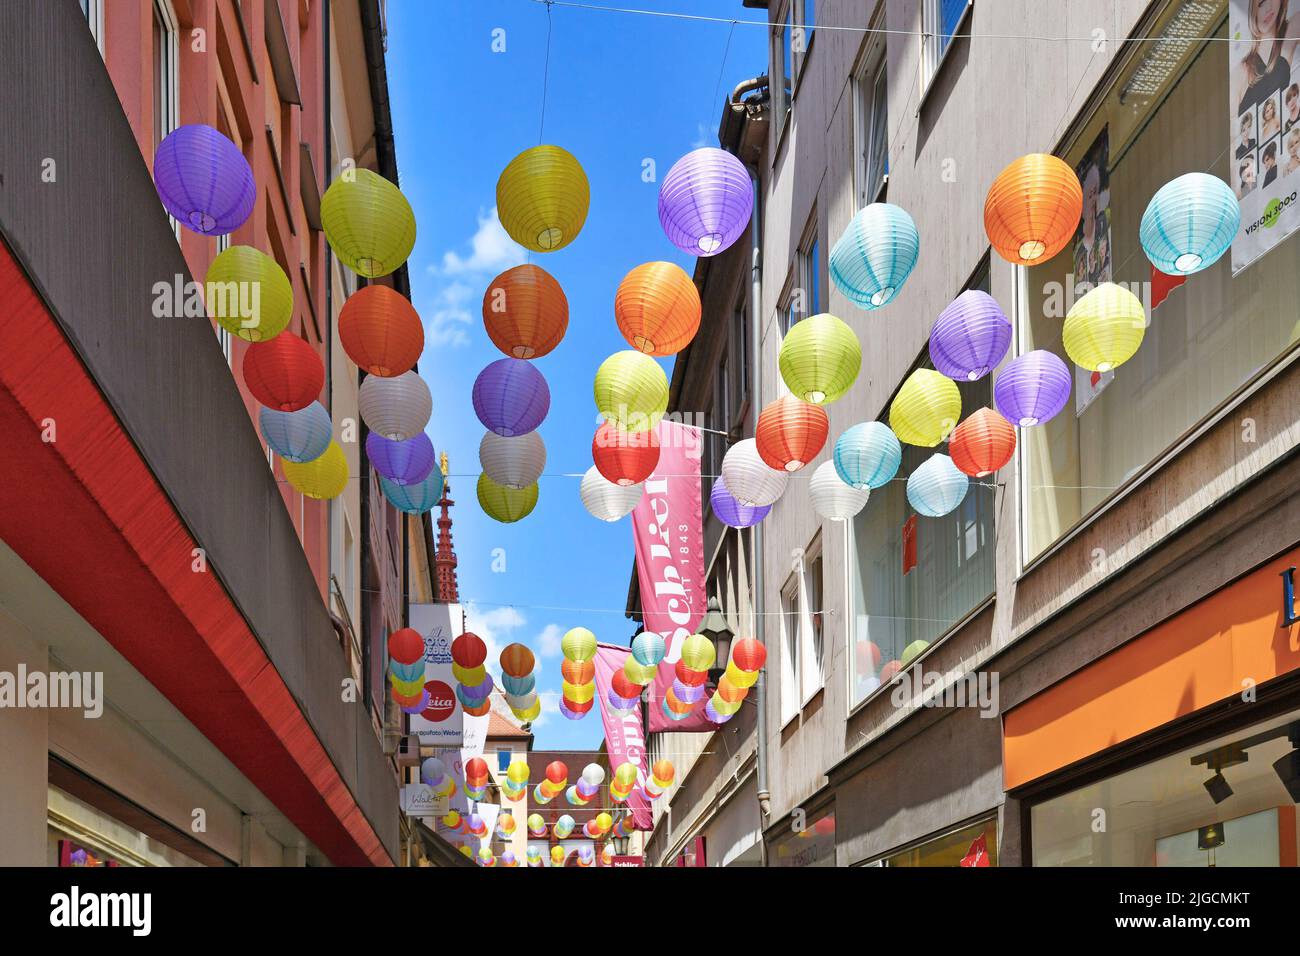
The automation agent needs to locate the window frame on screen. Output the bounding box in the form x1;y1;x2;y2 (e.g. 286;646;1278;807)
799;534;826;707
919;0;972;106
80;0;105;54
153;0;181;238
771;3;794;153
778;570;801;727
853;27;890;209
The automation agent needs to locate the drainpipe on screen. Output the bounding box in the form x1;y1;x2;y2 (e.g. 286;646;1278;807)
749;168;771;838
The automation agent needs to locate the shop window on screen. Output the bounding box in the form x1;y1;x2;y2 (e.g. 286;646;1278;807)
770;807;835;866
854;31;889;208
779;537;825;723
921;0;971;98
874;816;997;866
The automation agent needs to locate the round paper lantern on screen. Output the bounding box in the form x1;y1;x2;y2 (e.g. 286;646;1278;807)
716;675;746;704
497;145;589;252
658;147;752;256
561;628;597;663
153;124;255;235
243;334;323;411
205;246;293;342
624;658;657;684
381;470;444;514
563;696;594;716
473;358;551;437
614;261;702;356
321;167;416;278
359;370;431;440
720;439;788;507
889;369;962;447
994;350;1072;426
833;421;902;490
482;264;568;358
594;351;669;433
562;680;595;704
502;673;535;696
929;290;1012;381
580;466;643;522
829;203;920;309
561;659;594;683
674;680;707;704
339;284;423;376
676;660;708;686
680;634;716;672
652;759;675;784
709;474;770;528
725;661;759;689
477;473;539;523
756;396;829;472
631;631;666;667
479;430;546;489
1140;172;1239;275
1063;281;1146;373
388;627;424;666
901;639;930;667
259;402;332;464
550;846;565;866
421;757;447;786
809;460;871;522
282;440;347;499
452;633;488;669
611;670;643;699
948;407;1016;477
906;453;970;517
730;638;766;672
452;662;486;686
984;153;1082;264
500;643;535;678
779;313;861;405
366;431;435;486
593;421;660;486
711;694;743;716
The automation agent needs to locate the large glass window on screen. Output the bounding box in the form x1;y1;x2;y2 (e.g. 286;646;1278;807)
873;816;997;867
855;40;889;208
922;0;971;94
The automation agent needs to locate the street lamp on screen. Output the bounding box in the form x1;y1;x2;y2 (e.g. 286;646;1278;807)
699;596;733;686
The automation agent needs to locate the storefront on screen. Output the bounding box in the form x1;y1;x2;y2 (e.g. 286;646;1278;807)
860;817;998;867
767;804;836;867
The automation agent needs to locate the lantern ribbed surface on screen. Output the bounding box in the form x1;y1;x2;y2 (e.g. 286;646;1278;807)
1140;172;1240;275
205;245;293;342
809;460;871;521
778;313;861;405
994;350;1072;426
282;439;348;500
259;402;332;464
984;153;1082;264
321;168;417;278
339;284;423;376
833;421;902;489
594;350;669;433
949;407;1016;477
929;290;1012;381
829;203;920;309
889;369;962;447
482;264;568;358
720;438;788;507
1063;281;1147;373
479;430;547;489
473;358;551;437
593;420;660;486
658;147;753;256
153;124;255;235
242;333;323;411
496;145;590;252
381;470;444;515
755;395;829;471
477;473;539;523
614;261;702;356
359;369;432;440
709;474;770;528
906;453;970;517
366;431;436;486
579;466;644;521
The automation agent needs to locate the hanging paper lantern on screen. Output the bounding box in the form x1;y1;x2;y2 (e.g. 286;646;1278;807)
366;431;436;486
339;284;424;376
452;633;487;669
205;246;293;343
725;661;759;689
889;369;962;447
472;358;551;437
242;334;324;411
359;370;431;440
479;430;547;489
829;203;920;309
756;396;829;472
1063;281;1146;373
388;627;425;666
477;473;539;523
778;313;861;405
381;469;444;515
561;628;597;663
388;657;422;682
562;680;595;704
282;440;347;499
709;474;770;528
652;760;675;785
259;402;332;464
452;661;486;685
561;659;594;683
321;167;417;278
482;264;569;358
614;261;702;356
833;421;902;490
561;697;593;717
720;439;788;507
501;672;536;695
594;351;669;433
1139;172;1239;275
658;147;753;256
153;124;256;235
906;453;970;517
715;675;746;704
680;634;715;672
674;679;707;704
631;631;666;667
580;466;643;522
948;407;1016;477
731;638;766;672
496;145;589;252
984;153;1082;264
994;350;1072;426
611;670;643;701
527;814;546;836
500;643;536;679
928;290;1012;382
593;420;660;486
809;461;871;522
624;658;658;685
582;764;606;787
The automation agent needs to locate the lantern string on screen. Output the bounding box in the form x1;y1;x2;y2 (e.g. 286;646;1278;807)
538;0;555;145
706;19;737;135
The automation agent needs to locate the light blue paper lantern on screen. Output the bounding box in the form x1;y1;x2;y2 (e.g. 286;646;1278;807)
388;660;424;682
833;421;902;490
829;203;920;310
906;453;969;517
501;673;536;696
1139;172;1239;275
381;470;444;515
259;402;332;463
631;631;666;667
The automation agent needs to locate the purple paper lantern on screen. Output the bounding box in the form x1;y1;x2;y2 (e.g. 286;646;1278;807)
710;474;770;529
153;124;256;235
658;147;753;257
673;679;707;704
559;699;584;721
994;350;1072;426
472;358;551;437
929;290;1012;381
366;431;436;486
704;700;728;724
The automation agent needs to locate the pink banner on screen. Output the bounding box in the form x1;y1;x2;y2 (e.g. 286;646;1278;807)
592;643;653;830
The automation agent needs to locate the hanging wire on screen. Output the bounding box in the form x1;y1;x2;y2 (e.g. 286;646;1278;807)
538;0;555;143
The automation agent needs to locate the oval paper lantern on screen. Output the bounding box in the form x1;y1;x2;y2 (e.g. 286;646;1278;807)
479;430;547;489
359;369;431;440
282;439;348;500
614;261;702;356
720;439;788;507
658;147;752;256
906;453;970;517
153;124;255;235
631;631;666;667
580;466;643;521
680;634;716;672
756;396;829;472
676;659;708;686
367;431;436;486
496;145;589;252
948;408;1016;477
482;264;568;358
809;461;871;521
477;473;539;523
731;638;766;672
929;290;1012;381
321;168;416;278
500;642;535;678
259;402;332;463
388;627;425;666
994;350;1071;426
381;470;444;514
779;313;861;405
710;474;771;528
889;369;962;447
206;245;293;342
593;420;660;486
829;203;920;309
594;351;669;433
1139;172;1239;275
1062;281;1146;373
339;284;423;376
833;421;902;490
243;333;323;411
562;628;597;663
473;358;551;437
984;153;1082;264
561;659;594;683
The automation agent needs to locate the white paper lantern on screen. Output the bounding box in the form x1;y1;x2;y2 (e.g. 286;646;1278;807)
809;460;871;521
359;370;431;440
580;466;643;521
479;431;546;489
906;453;969;517
720;438;787;507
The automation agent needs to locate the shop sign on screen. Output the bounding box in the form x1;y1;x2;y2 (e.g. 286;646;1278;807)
402;783;448;818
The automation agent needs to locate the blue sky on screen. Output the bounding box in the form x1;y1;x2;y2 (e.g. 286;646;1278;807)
386;1;764;749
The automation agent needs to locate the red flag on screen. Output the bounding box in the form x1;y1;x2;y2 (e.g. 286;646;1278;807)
902;514;917;575
1150;264;1186;310
960;833;990;867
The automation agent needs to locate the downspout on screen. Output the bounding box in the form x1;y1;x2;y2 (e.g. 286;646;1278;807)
749;168;770;839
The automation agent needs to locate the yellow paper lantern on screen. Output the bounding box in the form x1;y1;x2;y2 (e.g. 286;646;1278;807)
710;694;743;716
1063;281;1147;373
623;658;657;685
388;674;423;697
476;473;539;523
561;680;595;704
282;440;347;499
496;145;590;253
594;350;669;433
679;634;716;672
205;245;293;342
320;168;417;278
452;662;486;685
724;661;759;689
778;313;861;405
561;627;598;662
889;369;961;447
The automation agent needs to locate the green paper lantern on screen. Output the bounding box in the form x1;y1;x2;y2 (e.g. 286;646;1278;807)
594;350;669;433
476;472;538;523
205;245;293;342
321;168;417;278
778;313;861;405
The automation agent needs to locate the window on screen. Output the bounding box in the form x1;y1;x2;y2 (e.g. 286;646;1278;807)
153;0;180;237
778;274;798;336
921;0;971;96
854;40;889;207
770;807;835;866
496;748;512;773
80;0;104;52
730;295;750;419
779;574;801;725
772;5;793;143
215;233;233;364
779;537;825;723
875;817;997;866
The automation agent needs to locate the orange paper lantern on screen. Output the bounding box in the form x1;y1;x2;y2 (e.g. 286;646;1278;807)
500;642;536;678
482;264;569;359
983;154;1082;265
948;407;1016;477
716;675;747;704
339;284;424;376
592;420;661;486
664;690;695;715
755;396;829;472
614;261;701;357
561;659;595;684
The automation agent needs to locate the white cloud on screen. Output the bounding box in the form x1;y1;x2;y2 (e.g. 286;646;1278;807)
463;603;527;680
422;280;476;348
438;207;525;276
691;121;716;150
536;623;564;658
530;689;561;729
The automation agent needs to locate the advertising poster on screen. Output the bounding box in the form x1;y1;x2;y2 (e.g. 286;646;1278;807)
408;602;464;746
591;643;654;829
1073;126;1115;415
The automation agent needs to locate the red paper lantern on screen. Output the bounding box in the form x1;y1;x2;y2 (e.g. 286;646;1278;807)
564;696;595;715
465;757;489;782
730;638;767;672
612;670;644;698
948;407;1016;477
483;264;569;359
675;660;707;686
878;659;903;682
755;395;828;471
451;632;487;668
592;420;661;486
339;284;424;377
855;640;882;673
387;627;425;666
561;659;595;683
546;761;568;785
242;333;324;411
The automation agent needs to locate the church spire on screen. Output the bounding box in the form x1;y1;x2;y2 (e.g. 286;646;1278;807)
434;452;459;603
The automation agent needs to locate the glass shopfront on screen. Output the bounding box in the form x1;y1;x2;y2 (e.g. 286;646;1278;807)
769;806;836;866
866;817;998;867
